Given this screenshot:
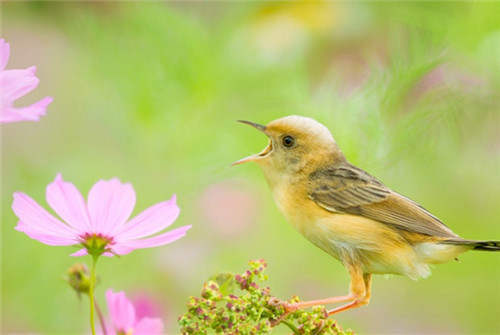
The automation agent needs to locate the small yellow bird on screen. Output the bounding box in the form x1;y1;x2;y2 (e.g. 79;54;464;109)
233;115;500;315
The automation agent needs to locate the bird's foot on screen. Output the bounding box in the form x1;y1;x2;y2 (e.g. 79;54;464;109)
268;297;300;313
268;297;300;328
282;301;301;313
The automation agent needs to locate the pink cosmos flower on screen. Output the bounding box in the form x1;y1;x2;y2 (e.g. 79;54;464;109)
12;174;191;257
131;292;164;321
0;38;53;123
106;289;164;335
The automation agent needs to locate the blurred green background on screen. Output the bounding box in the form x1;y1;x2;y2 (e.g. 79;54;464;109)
2;2;499;334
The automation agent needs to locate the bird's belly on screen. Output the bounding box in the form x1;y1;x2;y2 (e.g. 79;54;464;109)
275;193;432;279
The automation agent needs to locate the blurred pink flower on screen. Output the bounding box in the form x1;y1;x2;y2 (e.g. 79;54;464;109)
131;292;164;321
0;39;53;123
199;180;259;238
106;289;164;335
12;174;191;257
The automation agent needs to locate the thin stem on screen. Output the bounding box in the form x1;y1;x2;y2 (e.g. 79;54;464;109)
89;255;99;335
312;320;325;335
281;319;300;334
94;298;107;335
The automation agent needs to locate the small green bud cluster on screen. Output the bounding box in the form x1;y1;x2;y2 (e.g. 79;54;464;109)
284;305;351;335
178;259;353;335
65;263;91;296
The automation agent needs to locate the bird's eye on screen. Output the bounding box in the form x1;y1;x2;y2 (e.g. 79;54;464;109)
282;135;295;147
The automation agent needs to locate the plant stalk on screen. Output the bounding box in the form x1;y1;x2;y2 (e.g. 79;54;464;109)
89;255;99;335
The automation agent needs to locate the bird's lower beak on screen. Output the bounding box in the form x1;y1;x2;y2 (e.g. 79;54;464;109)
231;120;272;166
232;139;272;166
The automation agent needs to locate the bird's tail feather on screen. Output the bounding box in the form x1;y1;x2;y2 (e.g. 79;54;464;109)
443;239;500;251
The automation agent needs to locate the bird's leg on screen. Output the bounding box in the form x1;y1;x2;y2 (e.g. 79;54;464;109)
327;273;372;315
282;266;366;313
282;295;354;312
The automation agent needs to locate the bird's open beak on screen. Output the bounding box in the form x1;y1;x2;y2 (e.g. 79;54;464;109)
231;120;272;166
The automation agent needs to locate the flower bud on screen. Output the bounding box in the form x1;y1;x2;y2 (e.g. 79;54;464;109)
65;263;91;295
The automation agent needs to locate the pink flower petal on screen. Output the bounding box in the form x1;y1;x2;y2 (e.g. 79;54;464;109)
1;67;39;100
108;244;136;255
0;96;53;123
0;39;9;71
12;192;77;238
70;248;88;257
114;195;180;240
132;294;163;320
97;322;115;335
72;249;113;257
0;39;52;124
114;225;191;253
87;179;136;234
15;222;76;246
106;290;136;333
133;317;164;334
46;174;92;232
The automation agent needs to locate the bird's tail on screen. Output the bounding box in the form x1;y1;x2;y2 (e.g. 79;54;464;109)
443;239;500;251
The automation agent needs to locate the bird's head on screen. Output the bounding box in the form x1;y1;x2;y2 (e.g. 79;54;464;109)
233;116;345;179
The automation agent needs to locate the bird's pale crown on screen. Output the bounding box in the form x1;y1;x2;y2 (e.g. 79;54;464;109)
266;115;337;147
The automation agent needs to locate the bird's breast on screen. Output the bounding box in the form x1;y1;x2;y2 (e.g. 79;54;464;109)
270;180;340;239
269;181;433;279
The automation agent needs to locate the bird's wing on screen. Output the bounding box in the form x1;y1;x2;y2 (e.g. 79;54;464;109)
308;164;458;238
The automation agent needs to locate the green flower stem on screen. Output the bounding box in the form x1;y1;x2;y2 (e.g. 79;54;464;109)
89;254;99;335
281;319;300;334
94;297;107;335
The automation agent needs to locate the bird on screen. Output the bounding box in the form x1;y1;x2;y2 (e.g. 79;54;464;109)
232;115;500;315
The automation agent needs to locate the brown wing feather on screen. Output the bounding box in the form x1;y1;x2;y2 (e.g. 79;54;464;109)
308;163;459;239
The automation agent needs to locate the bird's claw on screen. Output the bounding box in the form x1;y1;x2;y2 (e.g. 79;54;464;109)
268;298;300;328
268;297;299;313
268;297;283;309
282;302;300;313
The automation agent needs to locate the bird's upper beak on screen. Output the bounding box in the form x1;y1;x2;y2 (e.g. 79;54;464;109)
231;120;272;166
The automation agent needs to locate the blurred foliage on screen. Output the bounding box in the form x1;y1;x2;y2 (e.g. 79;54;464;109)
1;2;499;334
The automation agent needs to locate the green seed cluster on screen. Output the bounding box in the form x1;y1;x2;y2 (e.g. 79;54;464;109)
178;259;353;335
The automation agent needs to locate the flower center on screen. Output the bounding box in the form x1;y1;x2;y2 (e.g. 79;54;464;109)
80;233;114;257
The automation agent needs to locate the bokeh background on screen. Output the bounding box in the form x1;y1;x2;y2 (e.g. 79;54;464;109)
2;2;500;334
